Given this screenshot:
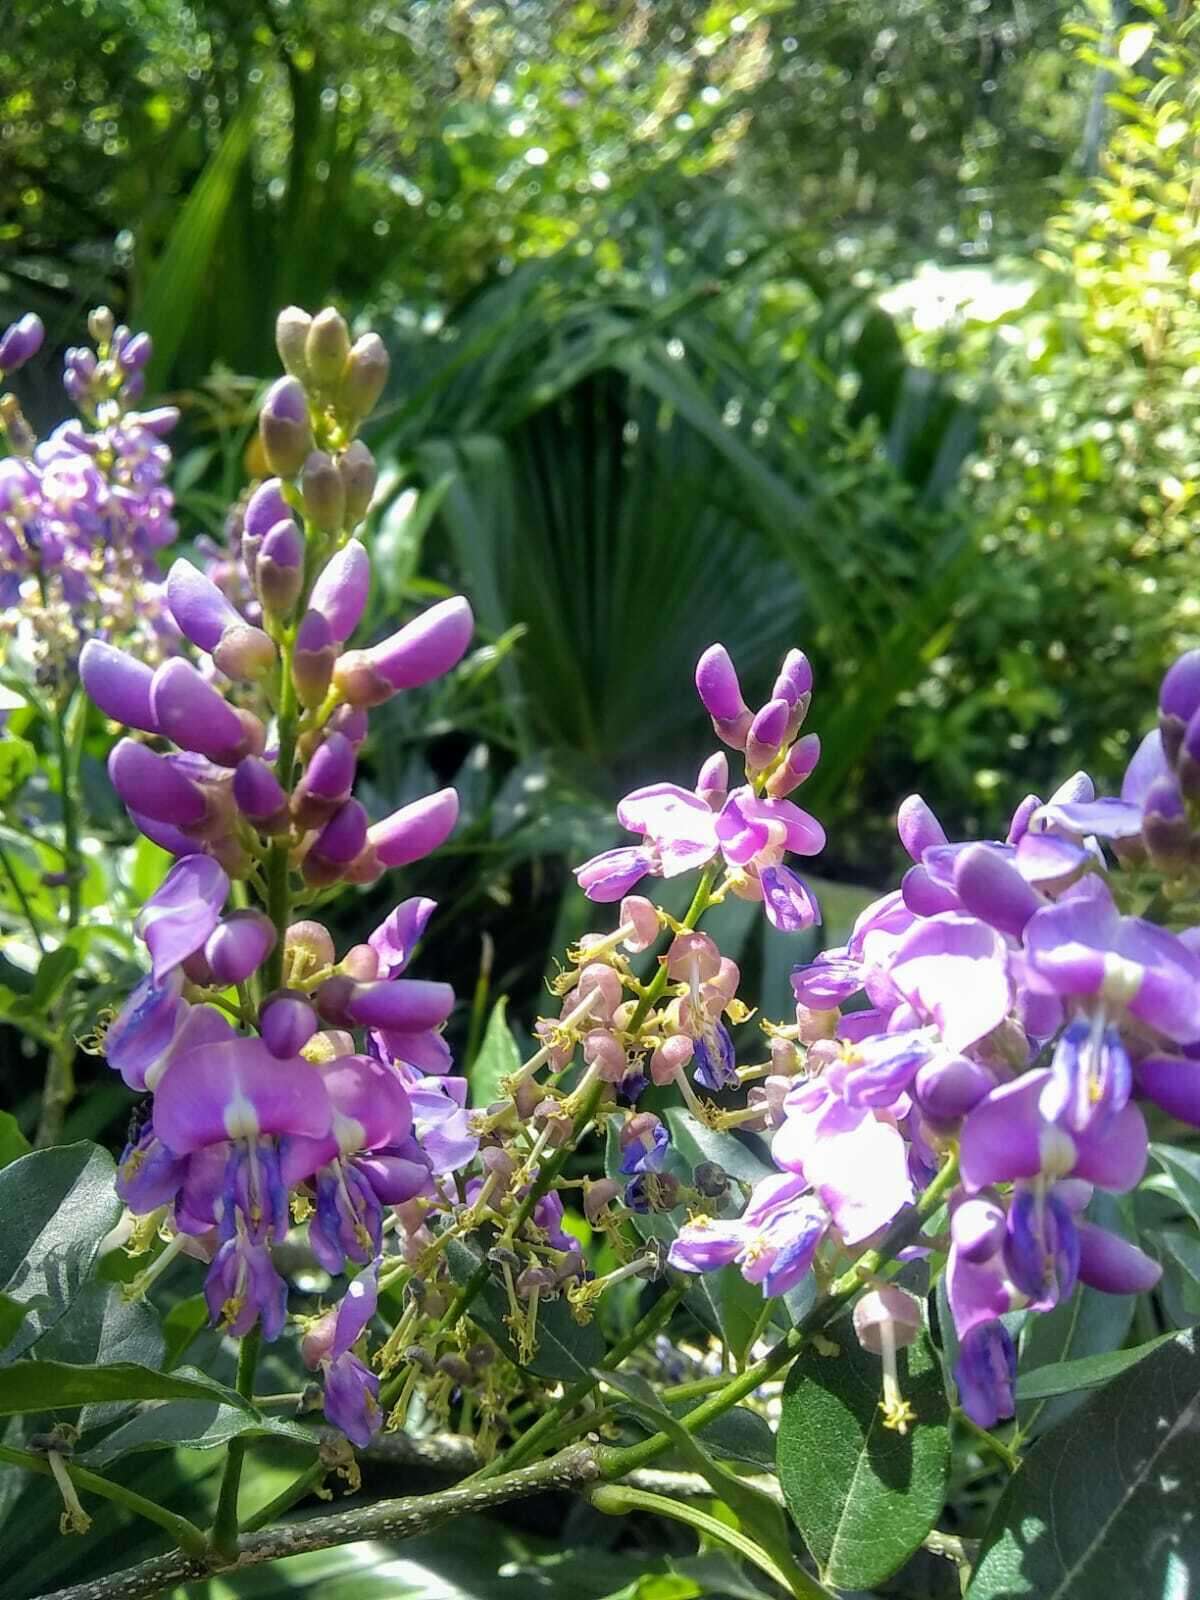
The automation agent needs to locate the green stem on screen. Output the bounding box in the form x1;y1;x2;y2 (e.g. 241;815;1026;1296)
597;1150;962;1481
590;1482;831;1600
240;1458;326;1534
0;840;45;954
953;1407;1021;1472
475;1284;685;1480
387;865;722;1405
211;1327;262;1555
0;1442;208;1557
52;690;83;928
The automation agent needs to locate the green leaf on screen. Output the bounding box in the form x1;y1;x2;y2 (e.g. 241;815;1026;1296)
0;1295;27;1352
162;1294;210;1370
1015;1332;1178;1402
468;995;522;1109
778;1331;950;1590
1151;1143;1200;1230
26;946;80;1012
81;1400;314;1468
0;736;35;805
0;1143;123;1364
1017;1191;1136;1438
0;1113;30;1171
0;1360;256;1417
969;1329;1200;1599
442;1236;605;1381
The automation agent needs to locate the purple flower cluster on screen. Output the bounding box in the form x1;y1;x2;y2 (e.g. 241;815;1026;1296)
576;643;824;932
86;305;477;1447
0;308;180;668
567;641;1199;1436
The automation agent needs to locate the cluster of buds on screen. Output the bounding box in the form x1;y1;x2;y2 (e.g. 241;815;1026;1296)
87;305;477;1448
0;307;180;675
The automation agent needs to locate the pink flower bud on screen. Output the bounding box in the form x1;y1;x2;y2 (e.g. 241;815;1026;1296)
359;596;474;697
695;643;746;722
259;377;314;478
301;450;345;533
573;963;623;1023
745;697;791;772
650;1033;693;1085
766;733;821;798
695;751;728;809
256;519;305;617
852;1285;922;1355
666;931;721;981
583;1029;626;1081
150;660;254;765
261;990;318;1058
620;895;660;953
339;440;378;526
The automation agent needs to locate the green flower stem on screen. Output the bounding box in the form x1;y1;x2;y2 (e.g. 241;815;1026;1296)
0;1442;208;1557
402;866;721;1392
596;1149;962;1482
239;1458;327;1534
211;1326;262;1556
953;1407;1021;1472
473;1284;685;1481
590;1482;832;1600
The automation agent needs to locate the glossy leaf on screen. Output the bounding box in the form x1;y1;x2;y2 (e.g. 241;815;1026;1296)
1015;1332;1178;1402
778;1331;950;1590
1150;1144;1200;1231
0;1113;29;1171
468;995;522;1109
0;1144;123;1364
81;1401;314;1468
969;1329;1200;1599
0;1360;255;1417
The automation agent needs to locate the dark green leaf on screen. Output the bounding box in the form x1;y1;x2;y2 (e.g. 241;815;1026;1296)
0;1361;255;1417
0;1113;30;1171
468;996;522;1109
1015;1332;1178;1402
443;1236;604;1381
969;1329;1200;1599
28;1279;163;1430
81;1400;314;1467
0;1144;123;1364
27;946;80;1013
1151;1143;1200;1231
778;1331;950;1590
0;1295;27;1352
162;1294;210;1370
0;736;36;805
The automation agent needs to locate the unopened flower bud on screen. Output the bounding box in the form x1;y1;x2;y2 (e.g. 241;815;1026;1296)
304;800;370;884
150;659;256;765
88;306;115;346
0;313;45;373
334;596;475;707
310;540;369;642
1160;650;1200;761
275;306;312;382
293;731;356;828
695;751;728;809
1143;775;1191;869
666;931;721;981
650;1034;694;1085
339;440;378;525
109;740;207;826
261;990;318;1058
305;307;352;389
951;1196;1007;1263
339;332;390;420
403;1345;436;1374
366;787;459;868
292;609;336;709
205;910;277;986
766;733;822;798
301;450;345;533
436;1354;474;1386
574;963;623;1023
339;943;378;981
259;376;314;478
80;640;159;734
244;479;292;542
256;519;305;618
233;756;289;828
213;622;277;683
120;331;153;373
695;643;752;748
584;1178;621;1225
746;697;791;772
853;1285;922;1355
583;1029;627;1082
620;895;660;953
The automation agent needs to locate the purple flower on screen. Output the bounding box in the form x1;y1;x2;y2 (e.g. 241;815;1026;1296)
1023;880;1200;1044
954;1320;1017;1429
760;864;821;933
152;1036;330;1154
409;1076;479;1172
204;1236;288;1341
575;846;655;902
136;855;229;981
369;898;437;978
773;1080;914;1244
618;1113;669;1175
1003;1186;1079;1311
692;1022;737;1091
322;1352;382;1447
1039;1015;1131;1136
888;913;1012;1053
105;969;188;1090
